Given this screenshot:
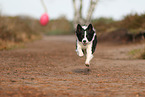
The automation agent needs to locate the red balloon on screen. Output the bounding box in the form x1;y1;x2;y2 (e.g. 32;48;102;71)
40;13;49;26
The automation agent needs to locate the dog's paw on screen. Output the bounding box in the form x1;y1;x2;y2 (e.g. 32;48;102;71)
79;54;84;57
85;61;90;67
77;51;84;57
85;64;90;67
76;50;84;57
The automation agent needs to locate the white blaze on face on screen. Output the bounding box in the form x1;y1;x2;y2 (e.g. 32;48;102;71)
82;26;88;45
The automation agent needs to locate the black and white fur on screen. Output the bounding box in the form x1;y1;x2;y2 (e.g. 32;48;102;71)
75;24;97;67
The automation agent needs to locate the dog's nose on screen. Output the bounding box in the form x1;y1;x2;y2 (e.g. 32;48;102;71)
83;40;86;43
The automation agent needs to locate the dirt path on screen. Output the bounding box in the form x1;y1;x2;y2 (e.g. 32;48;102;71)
0;35;145;97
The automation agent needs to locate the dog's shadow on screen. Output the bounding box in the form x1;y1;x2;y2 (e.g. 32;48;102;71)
72;68;91;75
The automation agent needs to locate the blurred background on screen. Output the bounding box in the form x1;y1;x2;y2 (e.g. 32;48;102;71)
0;0;145;56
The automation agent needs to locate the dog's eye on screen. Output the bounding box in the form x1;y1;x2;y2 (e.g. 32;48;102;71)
81;35;84;38
86;35;89;38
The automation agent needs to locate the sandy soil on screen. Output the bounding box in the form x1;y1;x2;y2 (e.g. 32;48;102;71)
0;35;145;97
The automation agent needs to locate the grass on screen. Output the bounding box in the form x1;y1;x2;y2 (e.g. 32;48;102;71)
129;48;145;59
140;50;145;59
0;40;25;50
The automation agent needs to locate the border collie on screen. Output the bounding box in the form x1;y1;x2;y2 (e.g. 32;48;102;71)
75;24;97;67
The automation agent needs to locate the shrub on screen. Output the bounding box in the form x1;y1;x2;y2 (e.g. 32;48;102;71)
0;15;42;50
121;13;145;34
44;16;73;35
0;16;41;42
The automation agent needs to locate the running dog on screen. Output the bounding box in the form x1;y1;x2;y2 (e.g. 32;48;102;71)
75;24;97;67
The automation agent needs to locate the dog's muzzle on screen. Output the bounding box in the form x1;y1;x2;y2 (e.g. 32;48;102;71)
82;40;87;46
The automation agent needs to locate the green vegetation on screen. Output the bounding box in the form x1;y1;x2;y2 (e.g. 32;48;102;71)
93;13;145;34
0;16;42;42
92;17;117;33
129;48;145;59
0;16;42;50
0;15;73;50
121;13;145;33
0;13;145;51
44;16;73;35
141;51;145;59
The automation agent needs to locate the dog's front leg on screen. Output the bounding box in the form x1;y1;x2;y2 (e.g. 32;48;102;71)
85;46;93;67
76;43;84;57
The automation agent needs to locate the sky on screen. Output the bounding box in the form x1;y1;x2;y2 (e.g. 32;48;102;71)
0;0;145;20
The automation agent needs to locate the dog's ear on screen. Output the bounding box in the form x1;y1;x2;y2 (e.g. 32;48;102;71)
87;24;93;32
76;24;82;32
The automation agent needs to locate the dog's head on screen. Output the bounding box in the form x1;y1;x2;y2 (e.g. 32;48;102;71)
76;24;95;46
